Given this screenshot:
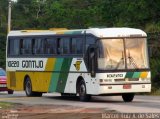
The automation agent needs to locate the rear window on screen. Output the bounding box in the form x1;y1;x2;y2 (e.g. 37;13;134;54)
0;69;6;76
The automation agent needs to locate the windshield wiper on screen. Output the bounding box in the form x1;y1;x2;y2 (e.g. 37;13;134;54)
128;50;138;69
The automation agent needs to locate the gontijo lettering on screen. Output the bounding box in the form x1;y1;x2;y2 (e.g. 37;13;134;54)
22;60;43;68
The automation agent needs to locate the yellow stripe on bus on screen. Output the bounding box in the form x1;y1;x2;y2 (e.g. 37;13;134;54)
140;72;148;78
45;58;56;71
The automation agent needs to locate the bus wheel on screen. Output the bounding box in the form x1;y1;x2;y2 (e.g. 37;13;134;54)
78;80;91;102
25;77;34;97
122;93;135;102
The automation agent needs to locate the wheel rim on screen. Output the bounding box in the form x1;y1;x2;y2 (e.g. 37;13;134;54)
26;81;31;95
80;83;86;96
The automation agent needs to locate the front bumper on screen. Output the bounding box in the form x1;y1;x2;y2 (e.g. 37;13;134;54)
97;83;151;95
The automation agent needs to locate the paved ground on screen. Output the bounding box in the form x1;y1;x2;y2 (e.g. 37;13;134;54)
0;91;160;114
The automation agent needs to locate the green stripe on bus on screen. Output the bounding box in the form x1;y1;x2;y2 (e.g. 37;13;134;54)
125;72;134;78
56;58;72;93
132;72;141;78
49;58;64;92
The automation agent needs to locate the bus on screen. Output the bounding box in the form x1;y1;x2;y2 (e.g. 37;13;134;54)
6;28;151;102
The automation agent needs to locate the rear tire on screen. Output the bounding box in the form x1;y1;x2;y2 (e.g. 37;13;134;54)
78;80;91;102
25;77;43;97
122;93;135;102
25;77;34;97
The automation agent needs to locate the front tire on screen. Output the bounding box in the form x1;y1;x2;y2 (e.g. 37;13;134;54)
78;80;91;102
122;93;135;102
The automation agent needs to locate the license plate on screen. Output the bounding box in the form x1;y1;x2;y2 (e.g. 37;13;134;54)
123;84;131;89
0;84;7;87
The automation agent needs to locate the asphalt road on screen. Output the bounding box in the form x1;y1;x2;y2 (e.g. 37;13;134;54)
0;91;160;113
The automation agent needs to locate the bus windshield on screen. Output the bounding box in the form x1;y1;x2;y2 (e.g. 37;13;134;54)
98;38;149;70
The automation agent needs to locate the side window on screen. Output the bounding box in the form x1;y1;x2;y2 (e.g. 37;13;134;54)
71;38;76;54
57;38;62;54
77;38;83;54
33;38;45;54
25;39;32;54
46;38;56;54
71;37;83;54
86;36;96;50
56;37;71;55
8;39;13;55
20;38;32;55
62;38;70;54
8;39;20;55
20;39;23;54
43;39;48;54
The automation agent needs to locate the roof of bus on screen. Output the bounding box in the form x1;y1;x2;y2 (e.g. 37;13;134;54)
8;28;147;38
